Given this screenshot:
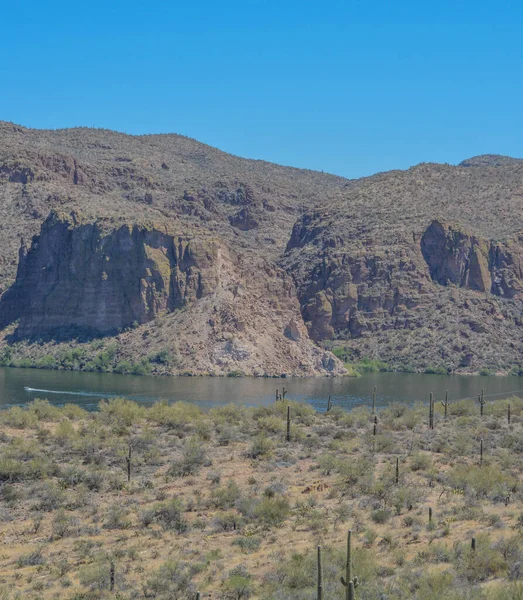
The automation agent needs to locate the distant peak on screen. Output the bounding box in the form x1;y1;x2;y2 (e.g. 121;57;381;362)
459;154;523;168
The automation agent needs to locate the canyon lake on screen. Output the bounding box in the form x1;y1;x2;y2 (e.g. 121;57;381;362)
1;367;523;411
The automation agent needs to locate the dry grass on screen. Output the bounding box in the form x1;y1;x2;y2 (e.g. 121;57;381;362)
2;396;523;598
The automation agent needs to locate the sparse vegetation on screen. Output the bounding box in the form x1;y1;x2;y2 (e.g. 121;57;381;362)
1;395;523;598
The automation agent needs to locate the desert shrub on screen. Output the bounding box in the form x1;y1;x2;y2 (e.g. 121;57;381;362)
233;536;262;554
79;558;118;591
52;509;79;539
0;458;26;482
154;499;189;533
247;435;274;459
28;399;61;421
356;358;390;373
211;480;242;509
337;455;375;491
257;415;284;434
383;402;408;420
149;348;176;365
223;565;254;599
168;437;207;477
253;496;291;528
455;535;507;583
138;508;156;528
55;419;76;443
446;465;516;499
261;544;376;598
146;560;202;598
31;482;65;511
210;404;248;426
61;403;89;419
99;397;144;426
16;546;45;567
372;433;398;453
317;453;339;475
114;360;133;374
214;510;244;532
84;470;105;492
410;451;433;472
449;399;476;417
0;483;21;504
104;504;131;530
59;466;87;488
371;509;391;524
0;406;38;428
148;401;202;431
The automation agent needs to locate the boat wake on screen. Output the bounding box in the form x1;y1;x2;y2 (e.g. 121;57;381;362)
24;387;114;398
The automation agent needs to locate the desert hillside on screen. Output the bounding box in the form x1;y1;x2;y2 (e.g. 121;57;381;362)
1;121;523;374
2;396;523;600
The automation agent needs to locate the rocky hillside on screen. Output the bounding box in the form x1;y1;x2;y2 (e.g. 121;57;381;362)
1;121;523;375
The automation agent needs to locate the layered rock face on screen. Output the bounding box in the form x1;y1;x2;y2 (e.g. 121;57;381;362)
283;212;523;372
0;211;343;376
421;220;523;298
0;212;221;337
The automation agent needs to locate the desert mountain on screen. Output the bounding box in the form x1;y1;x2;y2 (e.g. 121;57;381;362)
1;120;523;375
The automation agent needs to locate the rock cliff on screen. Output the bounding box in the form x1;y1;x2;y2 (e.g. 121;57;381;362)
2;122;523;374
0;210;343;376
0;211;222;337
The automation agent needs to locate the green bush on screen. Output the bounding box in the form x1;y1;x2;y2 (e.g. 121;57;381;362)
371;509;391;524
153;499;189;533
148;401;202;430
253;496;291;528
232;536;262;554
247;435;274;459
168;437;207;477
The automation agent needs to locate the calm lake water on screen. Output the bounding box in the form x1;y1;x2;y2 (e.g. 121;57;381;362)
1;367;523;412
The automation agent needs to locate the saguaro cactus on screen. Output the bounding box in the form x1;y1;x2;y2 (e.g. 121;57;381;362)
349;580;355;600
373;415;378;436
395;457;400;484
126;445;132;483
441;390;449;419
341;529;358;598
429;392;434;429
478;389;485;416
282;386;287;400
508;403;511;425
317;545;323;600
327;394;332;412
286;405;291;442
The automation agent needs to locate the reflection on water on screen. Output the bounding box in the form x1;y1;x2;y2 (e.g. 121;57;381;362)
2;367;523;412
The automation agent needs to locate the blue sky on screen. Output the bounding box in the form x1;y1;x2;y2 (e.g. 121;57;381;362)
1;0;522;178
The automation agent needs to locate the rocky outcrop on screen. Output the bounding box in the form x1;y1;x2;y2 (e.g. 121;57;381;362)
283;211;429;341
421;220;492;291
4;122;523;375
421;220;523;298
0;211;221;338
0;211;345;376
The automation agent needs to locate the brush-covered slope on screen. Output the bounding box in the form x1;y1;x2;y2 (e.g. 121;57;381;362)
282;160;523;373
1;120;523;374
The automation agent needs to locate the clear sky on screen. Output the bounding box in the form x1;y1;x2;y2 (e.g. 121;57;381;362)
1;0;522;179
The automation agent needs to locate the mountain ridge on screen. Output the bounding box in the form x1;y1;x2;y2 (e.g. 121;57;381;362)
2;122;523;375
